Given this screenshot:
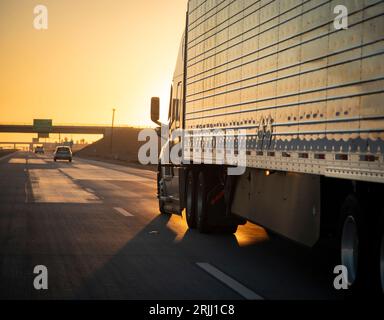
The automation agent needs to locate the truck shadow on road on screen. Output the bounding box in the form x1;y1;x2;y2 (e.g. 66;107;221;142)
71;212;342;300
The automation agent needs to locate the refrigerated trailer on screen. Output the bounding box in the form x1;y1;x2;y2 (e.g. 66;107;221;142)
149;0;384;293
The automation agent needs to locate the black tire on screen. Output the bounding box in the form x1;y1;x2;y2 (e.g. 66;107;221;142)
157;166;168;215
339;194;376;294
185;170;196;228
54;158;57;162
217;224;238;234
159;199;167;214
196;171;211;233
69;159;72;163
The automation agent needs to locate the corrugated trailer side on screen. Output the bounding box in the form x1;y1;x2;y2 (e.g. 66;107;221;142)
184;0;384;183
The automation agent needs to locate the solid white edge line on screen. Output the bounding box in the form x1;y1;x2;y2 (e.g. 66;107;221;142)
73;156;156;178
0;151;18;162
196;262;264;300
114;207;134;217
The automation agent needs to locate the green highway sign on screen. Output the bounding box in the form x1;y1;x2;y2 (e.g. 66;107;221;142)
38;132;49;138
33;119;52;133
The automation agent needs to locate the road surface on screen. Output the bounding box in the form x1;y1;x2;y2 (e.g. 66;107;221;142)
0;151;341;299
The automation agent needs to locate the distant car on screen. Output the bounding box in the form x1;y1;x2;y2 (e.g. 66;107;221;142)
34;146;44;154
54;146;72;162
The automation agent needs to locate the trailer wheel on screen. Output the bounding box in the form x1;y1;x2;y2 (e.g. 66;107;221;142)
341;211;359;288
196;171;211;233
185;170;196;228
339;194;376;293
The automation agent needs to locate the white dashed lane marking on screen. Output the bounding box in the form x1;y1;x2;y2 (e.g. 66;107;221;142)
0;152;16;162
27;159;46;165
8;158;26;164
196;262;264;300
114;207;134;217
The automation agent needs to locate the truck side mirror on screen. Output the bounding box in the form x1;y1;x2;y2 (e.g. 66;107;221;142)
151;97;161;126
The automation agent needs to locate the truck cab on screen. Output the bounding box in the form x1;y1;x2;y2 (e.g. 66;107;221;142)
151;33;186;216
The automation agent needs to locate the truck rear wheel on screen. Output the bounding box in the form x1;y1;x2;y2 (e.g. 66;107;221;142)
196;171;211;233
185;170;196;228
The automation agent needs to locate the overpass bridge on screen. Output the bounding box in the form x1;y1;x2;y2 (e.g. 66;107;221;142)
0;141;89;152
0;141;47;151
0;142;34;150
0;142;35;144
0;124;113;135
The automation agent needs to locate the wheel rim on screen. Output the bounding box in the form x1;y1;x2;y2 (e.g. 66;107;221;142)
380;230;384;293
341;215;359;286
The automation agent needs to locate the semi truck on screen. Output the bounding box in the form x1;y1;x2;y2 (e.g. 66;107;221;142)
149;0;384;293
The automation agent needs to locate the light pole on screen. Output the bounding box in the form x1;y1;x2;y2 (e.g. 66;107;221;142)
110;108;116;154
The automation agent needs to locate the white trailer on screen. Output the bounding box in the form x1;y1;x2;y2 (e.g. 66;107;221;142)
150;0;384;294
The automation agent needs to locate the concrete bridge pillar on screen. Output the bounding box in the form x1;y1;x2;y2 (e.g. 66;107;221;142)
103;127;111;138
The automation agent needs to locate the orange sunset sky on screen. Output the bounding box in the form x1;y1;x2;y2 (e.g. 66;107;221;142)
0;0;187;143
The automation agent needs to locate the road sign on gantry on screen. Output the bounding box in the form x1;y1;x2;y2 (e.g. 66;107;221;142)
33;119;52;133
38;132;49;138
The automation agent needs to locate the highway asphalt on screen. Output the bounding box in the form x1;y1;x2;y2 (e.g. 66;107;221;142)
0;151;342;299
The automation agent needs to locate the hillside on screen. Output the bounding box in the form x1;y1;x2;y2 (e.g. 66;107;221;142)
74;127;158;169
